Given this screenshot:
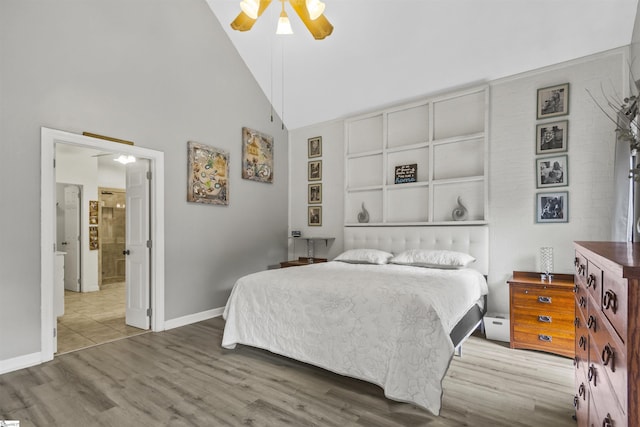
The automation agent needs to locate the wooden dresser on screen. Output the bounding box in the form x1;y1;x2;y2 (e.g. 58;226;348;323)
573;242;640;427
508;271;575;358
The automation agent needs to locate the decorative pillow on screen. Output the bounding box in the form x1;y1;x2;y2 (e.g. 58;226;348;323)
334;249;394;265
390;249;475;269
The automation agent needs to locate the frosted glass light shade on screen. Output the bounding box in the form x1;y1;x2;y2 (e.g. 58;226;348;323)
240;0;259;19
306;0;325;20
276;12;293;34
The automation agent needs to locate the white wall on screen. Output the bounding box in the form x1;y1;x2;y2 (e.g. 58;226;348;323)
0;0;288;363
289;49;625;315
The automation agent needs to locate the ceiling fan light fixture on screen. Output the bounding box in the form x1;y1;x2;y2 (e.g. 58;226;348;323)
239;0;260;19
276;11;293;34
306;0;325;20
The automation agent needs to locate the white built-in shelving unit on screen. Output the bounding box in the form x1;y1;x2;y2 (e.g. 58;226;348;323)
344;85;489;226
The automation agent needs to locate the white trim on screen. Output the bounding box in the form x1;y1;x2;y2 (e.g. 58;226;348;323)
164;307;224;330
40;127;166;368
0;352;42;375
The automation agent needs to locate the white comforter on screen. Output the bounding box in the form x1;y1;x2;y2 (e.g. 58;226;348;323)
222;261;488;415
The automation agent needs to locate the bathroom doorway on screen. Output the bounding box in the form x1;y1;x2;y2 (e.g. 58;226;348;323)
99;188;126;287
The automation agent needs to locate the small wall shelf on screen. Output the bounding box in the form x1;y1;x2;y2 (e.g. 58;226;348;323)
344;85;489;226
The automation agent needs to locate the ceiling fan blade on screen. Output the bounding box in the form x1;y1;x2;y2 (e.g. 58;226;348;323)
289;0;333;40
230;0;273;32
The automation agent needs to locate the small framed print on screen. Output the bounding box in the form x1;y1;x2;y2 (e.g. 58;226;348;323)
308;206;322;226
536;120;568;154
308;160;322;181
308;136;322;158
536;155;568;188
537;83;569;119
308;183;322;204
536;191;568;223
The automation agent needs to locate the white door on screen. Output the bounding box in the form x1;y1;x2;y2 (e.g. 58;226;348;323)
125;159;150;329
63;185;81;292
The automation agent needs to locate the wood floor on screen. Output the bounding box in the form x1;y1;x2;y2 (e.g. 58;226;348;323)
1;317;576;427
57;282;147;354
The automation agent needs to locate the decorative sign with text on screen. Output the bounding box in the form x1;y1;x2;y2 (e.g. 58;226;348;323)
394;164;417;184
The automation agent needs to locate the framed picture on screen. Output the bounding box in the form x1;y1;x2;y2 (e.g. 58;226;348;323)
308;183;322;204
308;206;322;226
536;155;568;188
536;120;568;154
308;136;322;158
536;191;568;223
537;83;569;119
308;160;322;181
242;127;273;183
89;226;99;250
89;200;99;224
187;141;229;205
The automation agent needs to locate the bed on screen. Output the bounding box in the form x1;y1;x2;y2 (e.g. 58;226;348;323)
222;226;489;415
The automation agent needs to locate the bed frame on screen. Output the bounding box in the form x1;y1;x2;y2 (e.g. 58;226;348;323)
344;225;489;351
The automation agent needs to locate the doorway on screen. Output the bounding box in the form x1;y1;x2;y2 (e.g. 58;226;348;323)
40;127;166;362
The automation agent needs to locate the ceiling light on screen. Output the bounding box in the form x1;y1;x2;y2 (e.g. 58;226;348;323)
306;0;325;20
114;155;136;165
276;2;293;35
239;0;259;19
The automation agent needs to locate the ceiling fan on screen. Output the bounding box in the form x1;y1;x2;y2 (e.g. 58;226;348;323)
231;0;333;40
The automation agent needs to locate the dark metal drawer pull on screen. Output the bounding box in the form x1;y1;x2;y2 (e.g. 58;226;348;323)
538;315;552;323
579;335;587;351
578;383;586;399
602;414;613;427
574;317;580;327
578;264;586;275
603;290;618;314
573;395;579;409
574;257;580;267
579;296;587;308
587;315;597;332
538;334;552;342
537;296;552;304
588;364;597;386
586;274;597;289
602;344;615;372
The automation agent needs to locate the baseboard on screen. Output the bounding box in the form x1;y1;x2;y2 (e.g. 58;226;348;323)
164;307;224;330
0;351;42;375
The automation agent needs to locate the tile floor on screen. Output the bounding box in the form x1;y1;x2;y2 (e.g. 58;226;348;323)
56;281;148;355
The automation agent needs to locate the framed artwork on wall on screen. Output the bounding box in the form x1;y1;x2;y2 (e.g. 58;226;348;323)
308;206;322;226
89;200;99;224
536;120;568;154
536;191;568;223
308;136;322;158
308;160;322;181
537;83;569;119
308;183;322;204
89;226;99;250
241;127;273;183
187;141;229;205
536;155;568;188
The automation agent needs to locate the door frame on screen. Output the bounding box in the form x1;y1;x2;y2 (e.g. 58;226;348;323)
40;127;165;362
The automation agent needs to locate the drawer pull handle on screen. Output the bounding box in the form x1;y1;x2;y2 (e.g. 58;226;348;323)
538;334;552;342
578;383;586;399
579;296;587;307
573;395;579;409
579;335;587;351
538;296;552;304
573;356;578;367
586;274;597;289
602;344;615;372
574;257;580;267
578;264;586;276
574;317;580;327
538;315;552;323
603;290;618;314
588;364;597;386
587;315;597;332
602;414;613;427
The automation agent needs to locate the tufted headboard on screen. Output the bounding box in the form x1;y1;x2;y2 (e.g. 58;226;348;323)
343;226;489;275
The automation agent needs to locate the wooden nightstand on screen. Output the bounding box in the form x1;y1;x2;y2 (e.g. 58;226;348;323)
508;271;575;358
279;257;328;268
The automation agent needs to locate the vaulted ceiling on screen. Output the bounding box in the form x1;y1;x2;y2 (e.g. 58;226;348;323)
206;0;638;130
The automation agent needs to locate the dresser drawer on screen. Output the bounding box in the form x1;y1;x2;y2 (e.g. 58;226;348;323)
574;367;589;426
574;251;588;285
574;302;589;376
586;261;603;307
589;369;627;427
602;274;628;344
511;285;574;312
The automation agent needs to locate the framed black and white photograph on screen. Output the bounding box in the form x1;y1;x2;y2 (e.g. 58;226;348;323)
308;183;322;204
308;206;322;226
308;160;322;181
536;191;568;223
536;120;568;154
536;155;568;188
537;83;569;119
308;136;322;158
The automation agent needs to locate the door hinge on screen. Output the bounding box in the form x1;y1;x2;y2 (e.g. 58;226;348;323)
146;171;152;180
146;308;152;317
53;327;57;338
53;243;57;252
53;158;56;168
146;240;152;249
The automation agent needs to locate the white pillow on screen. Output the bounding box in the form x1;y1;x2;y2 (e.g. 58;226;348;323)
334;249;393;265
390;249;475;269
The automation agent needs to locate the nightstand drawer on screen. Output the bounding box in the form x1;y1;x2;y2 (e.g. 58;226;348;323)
511;286;574;312
511;307;575;333
512;328;574;357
